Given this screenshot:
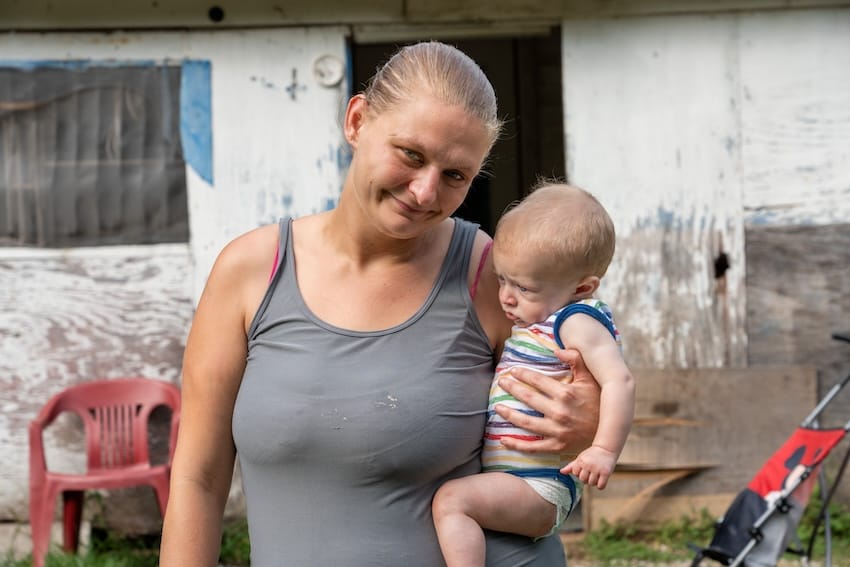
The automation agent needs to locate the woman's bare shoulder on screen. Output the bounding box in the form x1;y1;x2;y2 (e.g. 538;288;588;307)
201;224;281;310
215;223;280;275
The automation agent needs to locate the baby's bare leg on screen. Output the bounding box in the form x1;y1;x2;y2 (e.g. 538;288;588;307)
432;472;557;567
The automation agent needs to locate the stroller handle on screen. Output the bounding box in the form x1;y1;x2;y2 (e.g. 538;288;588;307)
800;332;850;428
802;372;850;428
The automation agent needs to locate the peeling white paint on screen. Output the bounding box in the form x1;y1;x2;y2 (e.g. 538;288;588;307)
564;9;848;368
739;11;850;228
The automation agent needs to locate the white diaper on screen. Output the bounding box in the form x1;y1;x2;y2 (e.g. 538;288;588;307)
523;476;583;538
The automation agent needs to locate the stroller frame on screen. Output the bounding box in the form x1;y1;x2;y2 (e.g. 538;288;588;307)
690;332;850;567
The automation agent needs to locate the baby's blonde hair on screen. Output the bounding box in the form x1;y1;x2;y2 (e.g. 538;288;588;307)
363;41;503;152
494;181;616;281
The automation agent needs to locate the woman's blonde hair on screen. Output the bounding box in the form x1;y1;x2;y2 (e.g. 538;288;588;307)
495;181;616;280
363;41;503;151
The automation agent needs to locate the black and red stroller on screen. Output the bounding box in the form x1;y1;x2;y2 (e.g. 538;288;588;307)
690;332;850;567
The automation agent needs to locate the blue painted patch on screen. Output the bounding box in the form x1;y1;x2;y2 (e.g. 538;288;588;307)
746;209;775;226
656;207;676;229
337;143;352;172
324;198;337;211
180;60;213;185
344;42;354;96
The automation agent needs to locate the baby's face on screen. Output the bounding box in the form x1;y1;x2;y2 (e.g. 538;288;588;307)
492;248;580;327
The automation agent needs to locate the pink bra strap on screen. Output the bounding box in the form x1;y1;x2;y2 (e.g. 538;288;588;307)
269;243;280;282
469;240;493;300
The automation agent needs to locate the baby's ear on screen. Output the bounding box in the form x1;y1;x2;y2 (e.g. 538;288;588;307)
573;275;600;299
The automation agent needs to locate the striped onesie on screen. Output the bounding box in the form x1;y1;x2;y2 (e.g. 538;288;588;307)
482;298;620;529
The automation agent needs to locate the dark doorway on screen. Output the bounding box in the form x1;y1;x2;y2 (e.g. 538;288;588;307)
351;30;566;236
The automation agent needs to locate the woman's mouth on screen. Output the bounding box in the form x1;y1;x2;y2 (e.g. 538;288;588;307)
391;194;426;215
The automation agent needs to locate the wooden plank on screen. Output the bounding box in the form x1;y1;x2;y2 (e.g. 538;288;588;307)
406;0;850;22
582;367;818;529
3;0;850;30
603;467;709;525
0;0;403;30
584;491;737;531
746;224;850;431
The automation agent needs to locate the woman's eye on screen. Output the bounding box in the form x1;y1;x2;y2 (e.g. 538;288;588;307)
402;148;422;162
445;170;465;182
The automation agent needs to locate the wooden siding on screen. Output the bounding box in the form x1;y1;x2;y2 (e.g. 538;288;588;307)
738;10;850;227
561;8;850;369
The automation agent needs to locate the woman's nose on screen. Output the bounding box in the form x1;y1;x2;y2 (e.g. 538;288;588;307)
409;167;440;206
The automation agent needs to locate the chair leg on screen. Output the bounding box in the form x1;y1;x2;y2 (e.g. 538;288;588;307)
30;484;57;567
151;474;170;516
62;490;85;553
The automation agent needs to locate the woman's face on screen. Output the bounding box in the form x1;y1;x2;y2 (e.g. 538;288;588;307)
344;93;491;239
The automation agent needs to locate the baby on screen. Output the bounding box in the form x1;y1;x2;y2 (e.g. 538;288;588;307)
433;182;635;566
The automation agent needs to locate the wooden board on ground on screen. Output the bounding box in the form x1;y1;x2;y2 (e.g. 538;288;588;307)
582;366;818;531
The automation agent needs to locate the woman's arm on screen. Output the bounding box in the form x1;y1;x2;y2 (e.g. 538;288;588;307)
494;350;601;455
469;230;601;455
160;226;277;566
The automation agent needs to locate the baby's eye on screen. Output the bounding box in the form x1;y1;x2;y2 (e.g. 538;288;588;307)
518;286;529;293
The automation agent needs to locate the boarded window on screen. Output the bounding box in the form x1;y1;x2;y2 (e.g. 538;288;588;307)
0;62;189;247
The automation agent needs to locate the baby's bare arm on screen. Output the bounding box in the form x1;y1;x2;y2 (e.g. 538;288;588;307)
558;314;635;486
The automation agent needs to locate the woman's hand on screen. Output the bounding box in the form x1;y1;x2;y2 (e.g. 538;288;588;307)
493;348;601;454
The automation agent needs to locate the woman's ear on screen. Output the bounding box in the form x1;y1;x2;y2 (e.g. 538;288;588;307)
573;275;600;299
344;94;368;148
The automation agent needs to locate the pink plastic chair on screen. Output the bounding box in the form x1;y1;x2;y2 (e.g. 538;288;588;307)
28;377;181;567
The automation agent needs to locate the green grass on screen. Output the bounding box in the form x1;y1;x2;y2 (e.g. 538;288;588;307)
3;498;848;566
0;520;250;567
573;509;717;564
219;518;251;565
571;495;850;566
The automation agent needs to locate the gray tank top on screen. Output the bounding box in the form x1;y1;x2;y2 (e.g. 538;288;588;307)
233;218;566;566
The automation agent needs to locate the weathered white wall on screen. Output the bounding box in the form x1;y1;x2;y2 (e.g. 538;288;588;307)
738;10;850;228
0;245;194;519
561;7;850;368
0;27;349;521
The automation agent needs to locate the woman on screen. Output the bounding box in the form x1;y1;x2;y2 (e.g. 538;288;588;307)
159;41;601;566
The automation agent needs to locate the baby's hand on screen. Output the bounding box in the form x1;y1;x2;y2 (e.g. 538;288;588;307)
561;446;618;489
